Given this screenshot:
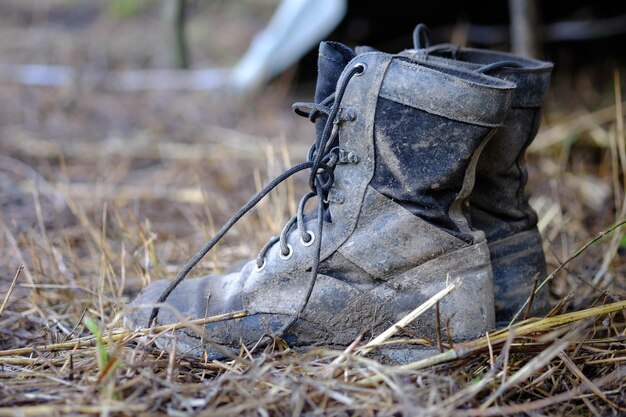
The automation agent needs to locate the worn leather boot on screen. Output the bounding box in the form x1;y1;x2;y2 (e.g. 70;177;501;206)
126;42;515;360
401;24;553;325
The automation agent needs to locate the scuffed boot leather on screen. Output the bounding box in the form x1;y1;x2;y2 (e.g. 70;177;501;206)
402;24;553;325
126;42;515;360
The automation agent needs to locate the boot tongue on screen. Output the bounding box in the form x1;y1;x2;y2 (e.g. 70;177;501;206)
314;41;355;140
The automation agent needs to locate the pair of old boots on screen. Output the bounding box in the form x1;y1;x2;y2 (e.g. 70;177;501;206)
127;24;553;360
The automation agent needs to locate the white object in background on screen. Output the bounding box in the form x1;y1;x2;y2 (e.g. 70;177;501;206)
229;0;347;95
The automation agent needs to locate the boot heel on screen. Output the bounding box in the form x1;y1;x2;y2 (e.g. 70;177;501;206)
419;241;495;340
378;241;495;364
388;241;496;341
488;227;548;326
440;244;495;339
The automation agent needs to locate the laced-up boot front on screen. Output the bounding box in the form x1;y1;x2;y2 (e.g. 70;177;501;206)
126;43;515;360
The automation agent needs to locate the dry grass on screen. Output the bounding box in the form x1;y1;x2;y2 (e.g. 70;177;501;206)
1;1;626;416
1;89;625;416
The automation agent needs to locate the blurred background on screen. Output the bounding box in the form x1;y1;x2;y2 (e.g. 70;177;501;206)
0;0;625;312
1;1;625;98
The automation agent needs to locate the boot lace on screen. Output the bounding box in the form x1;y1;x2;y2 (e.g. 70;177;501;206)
148;63;366;338
412;23;523;73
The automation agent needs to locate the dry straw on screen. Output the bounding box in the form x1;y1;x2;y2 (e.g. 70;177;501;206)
1;65;625;417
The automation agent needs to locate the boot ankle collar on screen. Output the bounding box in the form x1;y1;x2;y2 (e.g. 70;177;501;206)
380;57;515;127
402;46;553;108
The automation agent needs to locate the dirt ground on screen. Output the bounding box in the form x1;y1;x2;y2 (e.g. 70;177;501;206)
0;1;625;415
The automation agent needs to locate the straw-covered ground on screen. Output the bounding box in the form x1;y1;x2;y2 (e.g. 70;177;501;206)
0;1;625;416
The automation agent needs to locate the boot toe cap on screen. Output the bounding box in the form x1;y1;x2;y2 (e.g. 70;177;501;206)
124;270;290;359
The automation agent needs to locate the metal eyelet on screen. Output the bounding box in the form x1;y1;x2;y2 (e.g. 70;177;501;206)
279;244;293;260
339;107;357;122
254;259;266;272
299;231;315;247
354;62;367;75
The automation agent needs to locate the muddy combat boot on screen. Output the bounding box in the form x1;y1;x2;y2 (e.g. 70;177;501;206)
126;42;515;361
401;24;554;325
